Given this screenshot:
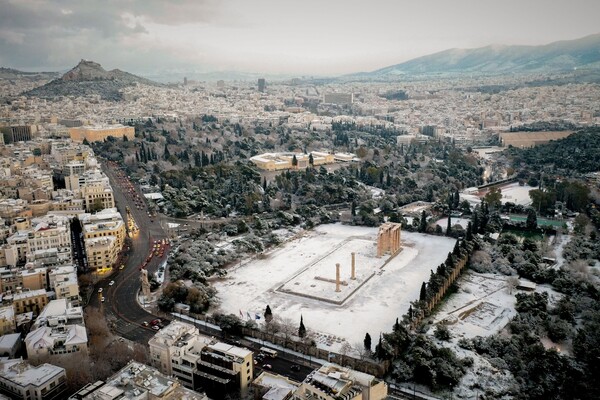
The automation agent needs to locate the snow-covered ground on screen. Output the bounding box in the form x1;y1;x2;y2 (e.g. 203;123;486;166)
431;272;517;340
435;217;471;230
211;223;456;352
428;271;566;398
461;182;536;208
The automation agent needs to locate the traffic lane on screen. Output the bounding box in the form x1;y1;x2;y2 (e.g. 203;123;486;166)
255;355;312;382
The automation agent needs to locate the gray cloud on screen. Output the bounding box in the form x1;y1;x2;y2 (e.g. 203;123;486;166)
1;0;599;75
0;0;218;70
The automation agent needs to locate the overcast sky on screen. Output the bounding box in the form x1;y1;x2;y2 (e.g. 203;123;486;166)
1;0;599;76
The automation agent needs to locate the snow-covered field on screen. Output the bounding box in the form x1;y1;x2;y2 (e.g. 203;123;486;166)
431;272;517;340
461;182;536;208
211;223;456;351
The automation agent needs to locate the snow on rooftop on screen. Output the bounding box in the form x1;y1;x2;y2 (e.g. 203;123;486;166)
212;223;456;352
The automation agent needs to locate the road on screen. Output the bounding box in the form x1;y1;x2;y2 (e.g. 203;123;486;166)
95;160;168;343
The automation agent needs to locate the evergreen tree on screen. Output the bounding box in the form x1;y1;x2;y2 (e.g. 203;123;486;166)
292;154;298;167
446;214;452;236
419;282;427;301
308;153;314;166
163;143;170;160
453;240;461;256
408;305;413;319
419;210;427;233
298;315;306;338
364;333;372;352
135;151;140;163
526;208;538;230
466;221;473;241
393;318;401;332
263;177;267;191
264;305;273;323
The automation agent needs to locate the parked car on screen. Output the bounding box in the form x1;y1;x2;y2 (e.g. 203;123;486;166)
109;280;115;286
98;288;103;293
142;321;149;327
290;364;301;371
262;364;272;370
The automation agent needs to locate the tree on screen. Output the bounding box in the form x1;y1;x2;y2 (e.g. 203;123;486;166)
419;211;427;233
526;207;538;230
298;315;306;338
466;221;473;241
291;154;298;167
434;324;452;341
32;148;42;156
485;187;502;209
364;332;372;352
308;153;314;166
446;214;452;236
264;305;273;323
163;143;170;160
419;282;427;301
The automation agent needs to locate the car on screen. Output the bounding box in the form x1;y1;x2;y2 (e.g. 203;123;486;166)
262;364;272;370
142;321;149;327
152;325;160;331
119;264;125;270
98;288;103;293
150;319;162;326
100;297;105;302
109;280;115;286
290;364;301;371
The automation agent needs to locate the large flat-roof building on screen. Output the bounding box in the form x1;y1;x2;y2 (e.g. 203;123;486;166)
68;124;134;143
149;321;254;399
0;358;67;400
296;363;387;400
69;361;207;400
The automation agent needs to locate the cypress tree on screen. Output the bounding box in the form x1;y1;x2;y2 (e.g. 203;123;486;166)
419;282;427;301
298;315;306;338
446;214;452;236
264;305;273;323
364;333;372;351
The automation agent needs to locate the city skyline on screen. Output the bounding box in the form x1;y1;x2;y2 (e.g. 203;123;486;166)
1;0;600;76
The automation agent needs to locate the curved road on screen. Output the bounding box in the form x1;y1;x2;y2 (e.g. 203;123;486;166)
93;160;168;343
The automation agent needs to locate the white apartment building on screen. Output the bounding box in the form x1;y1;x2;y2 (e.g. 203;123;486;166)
295;363;388;400
48;266;80;305
0;358;67;400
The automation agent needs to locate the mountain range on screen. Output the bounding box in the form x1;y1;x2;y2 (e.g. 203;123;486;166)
3;33;600;91
365;33;600;77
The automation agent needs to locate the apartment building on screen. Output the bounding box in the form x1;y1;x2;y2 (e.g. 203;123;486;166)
3;289;48;315
0;358;67;400
295;363;387;400
69;361;208;400
25;299;87;362
80;184;115;212
84;236;118;271
149;321;254;399
0;305;16;335
48;266;80;305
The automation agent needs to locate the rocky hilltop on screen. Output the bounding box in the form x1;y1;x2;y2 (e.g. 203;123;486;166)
24;60;159;101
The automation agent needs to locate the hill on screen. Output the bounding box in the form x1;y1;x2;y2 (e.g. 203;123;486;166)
0;67;60;80
367;33;600;77
23;60;159;101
